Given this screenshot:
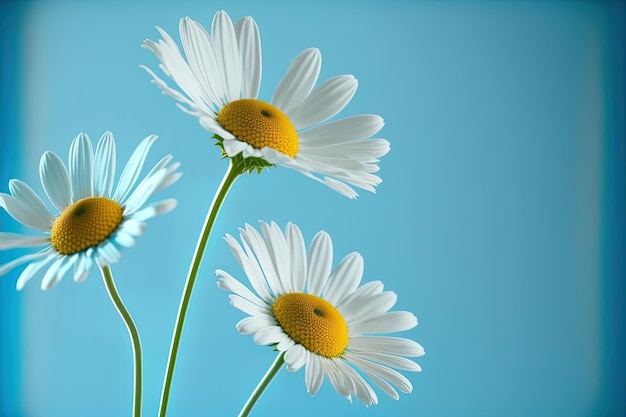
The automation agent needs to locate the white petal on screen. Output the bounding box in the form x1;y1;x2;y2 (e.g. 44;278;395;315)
275;336;296;352
306;230;333;296
343;291;397;324
39;151;71;211
68;133;94;200
252;325;285;346
349;351;422;372
235;315;274;334
211;10;241;102
73;268;89;283
323;252;363;305
240;224;283;296
229;294;270;317
123;169;167;215
284;344;307;371
199;115;232;138
15;254;55;290
222;137;258;158
140;63;205;113
286;223;306;292
216;269;266;308
94;241;122;267
155;165;182;191
300;138;390;161
348;353;400;401
40;256;70;290
0;251;51;277
224;233;273;302
117;219;147;237
334;359;377;405
259;221;291;294
135;155;179;193
323;177;359;199
349;311;418;335
179;17;223;106
271;48;321;116
131;198;178;221
290;75;357;130
305;353;324;396
0;232;48;249
348;367;378;406
361;368;398;401
349;336;425;358
112;230;136;248
293;149;386;193
93;131;116;198
7;180;54;229
143;27;208;107
274;157;362;199
147;153;173;172
235;16;261;99
324;358;355;401
113;135;158;203
72;251;93;283
336;280;384;312
348;355;413;394
0;194;42;231
298;115;384;146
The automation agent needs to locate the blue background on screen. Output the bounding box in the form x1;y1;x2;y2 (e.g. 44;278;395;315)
1;1;625;416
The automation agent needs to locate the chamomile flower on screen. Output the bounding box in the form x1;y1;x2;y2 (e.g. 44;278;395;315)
0;132;181;290
217;221;424;405
142;11;389;199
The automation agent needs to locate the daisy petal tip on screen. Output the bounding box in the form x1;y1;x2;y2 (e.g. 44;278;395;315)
74;271;89;284
160;198;178;214
40;278;58;291
381;139;391;154
307;47;321;56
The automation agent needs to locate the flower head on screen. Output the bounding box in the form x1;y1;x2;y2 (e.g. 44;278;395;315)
0;132;181;290
217;221;424;405
142;11;389;199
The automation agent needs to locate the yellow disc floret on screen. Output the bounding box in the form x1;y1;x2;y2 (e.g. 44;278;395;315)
272;293;349;358
51;197;123;255
217;99;298;158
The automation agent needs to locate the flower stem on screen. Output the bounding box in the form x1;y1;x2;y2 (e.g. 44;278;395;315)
238;352;285;417
158;160;242;417
100;265;143;417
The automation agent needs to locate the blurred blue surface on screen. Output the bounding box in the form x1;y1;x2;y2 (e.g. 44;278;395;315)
0;1;625;416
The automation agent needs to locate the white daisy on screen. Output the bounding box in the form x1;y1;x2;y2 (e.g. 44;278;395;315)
217;221;424;405
0;131;181;290
142;10;389;199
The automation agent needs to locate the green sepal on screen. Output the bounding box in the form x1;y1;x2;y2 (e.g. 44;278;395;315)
213;134;275;175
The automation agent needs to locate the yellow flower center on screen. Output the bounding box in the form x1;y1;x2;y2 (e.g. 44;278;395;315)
217;99;298;158
50;197;123;255
272;293;349;358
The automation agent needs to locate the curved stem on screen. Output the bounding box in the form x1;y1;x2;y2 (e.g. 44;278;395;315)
238;352;285;417
100;265;143;417
159;160;242;417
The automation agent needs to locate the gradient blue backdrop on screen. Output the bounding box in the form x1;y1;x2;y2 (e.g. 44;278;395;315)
1;1;625;416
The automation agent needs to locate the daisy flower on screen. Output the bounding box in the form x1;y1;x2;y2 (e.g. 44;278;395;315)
0;131;181;290
142;10;389;199
217;221;424;406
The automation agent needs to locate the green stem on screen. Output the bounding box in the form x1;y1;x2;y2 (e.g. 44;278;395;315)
238;352;285;417
100;265;143;417
158;160;242;417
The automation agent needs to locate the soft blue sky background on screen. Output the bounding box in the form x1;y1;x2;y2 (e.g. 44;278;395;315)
1;1;625;416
